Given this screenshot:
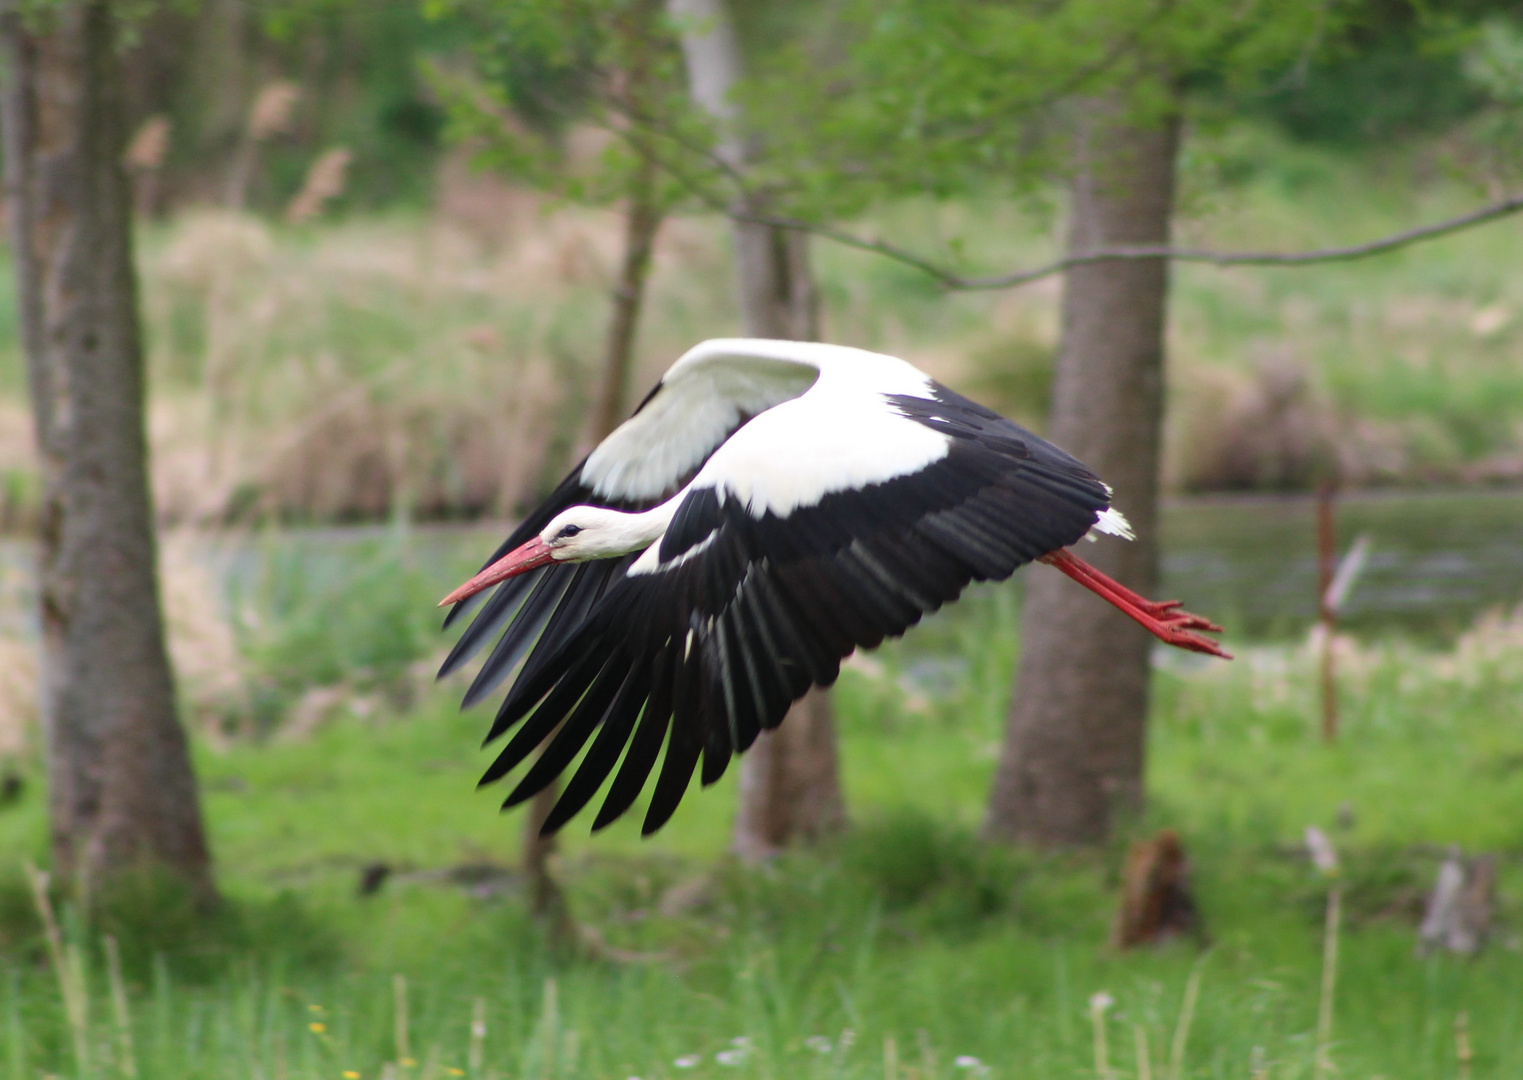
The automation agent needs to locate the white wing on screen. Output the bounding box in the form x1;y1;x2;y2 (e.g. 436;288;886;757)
580;339;826;503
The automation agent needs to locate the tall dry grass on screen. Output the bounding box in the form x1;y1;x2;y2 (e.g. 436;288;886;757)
141;206;596;525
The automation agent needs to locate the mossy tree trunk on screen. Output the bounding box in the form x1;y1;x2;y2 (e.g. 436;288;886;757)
984;98;1180;847
0;0;215;901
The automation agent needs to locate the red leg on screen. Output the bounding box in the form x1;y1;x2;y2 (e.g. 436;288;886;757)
1039;549;1232;659
1044;550;1223;632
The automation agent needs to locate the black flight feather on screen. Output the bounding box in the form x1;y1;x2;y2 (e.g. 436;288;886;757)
593;643;676;831
502;651;633;809
542;663;650;833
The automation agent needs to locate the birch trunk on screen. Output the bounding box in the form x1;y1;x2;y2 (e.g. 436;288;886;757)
0;0;215;901
669;0;844;859
984;100;1180;847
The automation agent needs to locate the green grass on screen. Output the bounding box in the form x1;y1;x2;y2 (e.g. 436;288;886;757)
3;537;1523;1078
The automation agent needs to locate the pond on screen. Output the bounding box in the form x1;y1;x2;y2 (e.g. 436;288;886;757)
1160;488;1523;642
0;488;1519;646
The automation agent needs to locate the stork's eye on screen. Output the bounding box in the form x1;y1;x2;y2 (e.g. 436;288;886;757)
557;524;582;539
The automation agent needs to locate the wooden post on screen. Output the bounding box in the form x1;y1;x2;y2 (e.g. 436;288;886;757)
1316;484;1338;743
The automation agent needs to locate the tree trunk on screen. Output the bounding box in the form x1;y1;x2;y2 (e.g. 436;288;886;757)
731;686;845;859
730;219;819;342
668;0;845;859
0;1;216;901
984;101;1180;847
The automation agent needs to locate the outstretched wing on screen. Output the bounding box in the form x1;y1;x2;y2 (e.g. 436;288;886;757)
477;382;1114;836
439;344;822;708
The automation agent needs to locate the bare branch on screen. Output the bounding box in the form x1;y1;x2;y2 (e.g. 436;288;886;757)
732;194;1523;291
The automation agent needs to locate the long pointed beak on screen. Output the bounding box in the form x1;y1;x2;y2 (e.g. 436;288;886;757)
438;537;555;607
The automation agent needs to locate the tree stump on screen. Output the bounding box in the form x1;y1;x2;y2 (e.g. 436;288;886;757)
1111;829;1204;949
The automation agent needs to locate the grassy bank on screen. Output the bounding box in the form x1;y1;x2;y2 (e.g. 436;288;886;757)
2;529;1523;1077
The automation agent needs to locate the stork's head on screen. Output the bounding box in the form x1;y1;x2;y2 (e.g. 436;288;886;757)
538;506;656;561
438;505;657;607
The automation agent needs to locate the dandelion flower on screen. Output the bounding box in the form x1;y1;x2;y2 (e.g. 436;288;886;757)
309;1022;327;1034
675;1055;701;1068
343;1072;361;1079
804;1036;832;1054
400;1060;417;1068
445;1070;465;1077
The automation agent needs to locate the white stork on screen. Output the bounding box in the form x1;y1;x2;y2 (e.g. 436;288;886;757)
439;339;1228;837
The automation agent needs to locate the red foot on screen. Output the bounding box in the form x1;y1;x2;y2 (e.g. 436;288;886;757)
1040;550;1232;660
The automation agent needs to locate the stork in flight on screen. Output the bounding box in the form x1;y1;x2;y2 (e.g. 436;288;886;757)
439;339;1228;837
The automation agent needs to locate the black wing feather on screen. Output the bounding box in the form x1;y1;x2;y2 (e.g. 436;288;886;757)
592;643;677;830
542;663;651;833
461;568;574;711
477;644;608;786
437;568;543;678
642;648;705;835
502;649;636;809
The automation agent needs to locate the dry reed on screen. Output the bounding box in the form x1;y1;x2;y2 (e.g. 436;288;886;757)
105;934;138;1078
140;209;573;528
1133;1024;1153;1080
286;147;353;224
1089;991;1114;1080
25;865;90;1074
1169;961;1204;1080
248;82;301;142
394;973;413;1066
1314;885;1342;1080
124;115;171;172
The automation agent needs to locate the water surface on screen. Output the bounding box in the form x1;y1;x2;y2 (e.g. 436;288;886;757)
1160;488;1523;642
1;489;1519;645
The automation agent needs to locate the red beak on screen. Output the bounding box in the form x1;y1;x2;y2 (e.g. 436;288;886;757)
438;536;556;607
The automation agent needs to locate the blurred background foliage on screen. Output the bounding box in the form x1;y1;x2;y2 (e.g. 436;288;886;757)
121;0;461;212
